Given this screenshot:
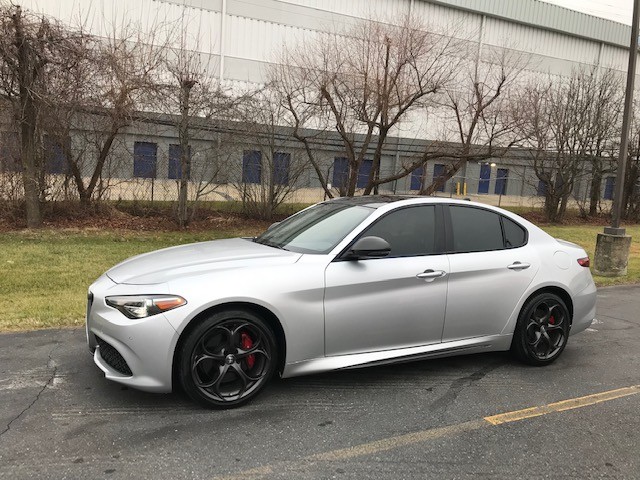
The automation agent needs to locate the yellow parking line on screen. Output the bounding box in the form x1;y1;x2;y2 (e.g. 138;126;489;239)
484;384;640;425
215;385;640;480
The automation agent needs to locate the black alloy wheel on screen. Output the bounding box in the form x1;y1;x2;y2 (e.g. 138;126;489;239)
512;292;570;366
180;310;277;408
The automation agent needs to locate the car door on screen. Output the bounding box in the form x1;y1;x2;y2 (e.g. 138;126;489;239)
324;205;449;356
442;205;539;342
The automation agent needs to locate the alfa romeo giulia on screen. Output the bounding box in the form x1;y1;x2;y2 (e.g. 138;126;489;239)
86;196;596;408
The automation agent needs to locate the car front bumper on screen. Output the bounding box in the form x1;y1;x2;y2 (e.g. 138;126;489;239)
86;275;178;393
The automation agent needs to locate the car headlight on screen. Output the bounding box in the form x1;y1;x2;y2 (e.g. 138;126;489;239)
105;295;187;319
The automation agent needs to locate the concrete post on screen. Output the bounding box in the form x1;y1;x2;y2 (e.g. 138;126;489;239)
593;233;632;276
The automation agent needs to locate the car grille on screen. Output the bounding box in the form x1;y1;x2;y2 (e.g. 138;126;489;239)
96;336;132;376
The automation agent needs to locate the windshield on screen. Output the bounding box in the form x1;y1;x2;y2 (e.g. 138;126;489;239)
254;202;375;254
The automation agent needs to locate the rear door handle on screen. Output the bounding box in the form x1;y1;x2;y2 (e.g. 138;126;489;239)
416;269;447;280
507;262;531;270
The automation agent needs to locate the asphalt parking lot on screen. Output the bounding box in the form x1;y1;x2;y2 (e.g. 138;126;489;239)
1;285;639;480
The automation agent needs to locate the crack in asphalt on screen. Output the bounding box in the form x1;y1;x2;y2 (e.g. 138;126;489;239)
0;342;60;439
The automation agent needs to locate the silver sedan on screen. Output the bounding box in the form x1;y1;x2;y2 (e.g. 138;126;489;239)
86;196;596;408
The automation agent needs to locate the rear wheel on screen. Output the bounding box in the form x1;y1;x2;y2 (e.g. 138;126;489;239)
512;292;570;366
179;310;277;408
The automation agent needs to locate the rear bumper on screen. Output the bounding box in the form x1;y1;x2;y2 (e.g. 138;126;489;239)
570;280;597;335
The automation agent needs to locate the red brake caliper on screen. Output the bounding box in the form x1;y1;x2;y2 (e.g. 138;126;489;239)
240;332;255;369
549;316;555;325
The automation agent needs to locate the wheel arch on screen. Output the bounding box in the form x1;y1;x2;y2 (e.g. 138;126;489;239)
521;286;574;325
171;301;287;392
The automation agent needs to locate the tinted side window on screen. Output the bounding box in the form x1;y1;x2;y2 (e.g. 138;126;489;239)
503;217;527;248
449;206;503;253
363;206;436;256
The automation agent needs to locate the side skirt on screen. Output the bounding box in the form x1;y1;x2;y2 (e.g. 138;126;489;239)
282;334;513;378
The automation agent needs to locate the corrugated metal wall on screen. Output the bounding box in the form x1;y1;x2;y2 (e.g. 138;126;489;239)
17;0;634;79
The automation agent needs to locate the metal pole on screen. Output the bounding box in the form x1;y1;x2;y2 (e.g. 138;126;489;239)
607;0;640;234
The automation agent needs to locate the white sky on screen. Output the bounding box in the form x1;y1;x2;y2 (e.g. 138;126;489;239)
539;0;634;25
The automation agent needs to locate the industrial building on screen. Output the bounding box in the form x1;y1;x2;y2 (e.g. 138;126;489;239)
1;0;635;205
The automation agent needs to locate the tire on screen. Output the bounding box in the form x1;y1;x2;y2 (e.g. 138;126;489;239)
511;292;570;366
179;309;278;409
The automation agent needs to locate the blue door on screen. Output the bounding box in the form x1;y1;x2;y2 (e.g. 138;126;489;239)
357;159;373;188
410;166;424;190
44;136;70;174
168;144;191;180
332;157;349;188
133;142;157;178
537;179;547;196
273;152;290;185
604;177;615;200
433;164;446;192
478;164;491;194
495;168;508;195
242;150;262;184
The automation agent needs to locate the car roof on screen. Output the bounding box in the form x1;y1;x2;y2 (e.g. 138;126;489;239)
325;195;421;208
324;195;476;209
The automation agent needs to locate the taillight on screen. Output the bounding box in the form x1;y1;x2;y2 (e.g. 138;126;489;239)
577;257;590;267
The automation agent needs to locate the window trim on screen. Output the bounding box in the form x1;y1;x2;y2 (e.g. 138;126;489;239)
444;204;528;254
334;204;446;261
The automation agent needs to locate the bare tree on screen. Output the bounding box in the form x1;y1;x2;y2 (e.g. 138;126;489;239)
516;68;618;222
233;88;309;220
153;19;237;227
583;69;622;216
49;22;167;206
0;5;82;226
624;104;640;221
271;15;458;197
420;48;527;194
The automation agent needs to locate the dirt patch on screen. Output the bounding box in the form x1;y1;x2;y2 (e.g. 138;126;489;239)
0;201;272;233
0;199;629;232
517;209;613;226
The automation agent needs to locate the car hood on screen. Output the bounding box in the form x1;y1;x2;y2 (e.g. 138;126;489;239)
106;238;302;285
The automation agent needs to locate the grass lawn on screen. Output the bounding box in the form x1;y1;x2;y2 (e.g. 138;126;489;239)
542;224;640;287
0;227;260;332
1;223;638;331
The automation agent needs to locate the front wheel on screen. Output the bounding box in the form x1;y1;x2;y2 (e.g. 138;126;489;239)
512;293;570;366
179;310;277;408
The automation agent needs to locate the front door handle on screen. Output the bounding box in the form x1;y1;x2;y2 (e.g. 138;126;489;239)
416;269;447;280
507;261;531;270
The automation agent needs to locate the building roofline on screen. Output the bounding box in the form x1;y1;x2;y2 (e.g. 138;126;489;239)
427;0;631;49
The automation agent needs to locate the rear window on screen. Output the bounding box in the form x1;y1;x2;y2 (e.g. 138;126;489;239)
502;217;527;248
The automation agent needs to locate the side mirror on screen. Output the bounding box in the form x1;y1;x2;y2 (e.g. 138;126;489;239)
346;236;391;260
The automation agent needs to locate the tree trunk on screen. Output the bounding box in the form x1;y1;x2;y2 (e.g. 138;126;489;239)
544;192;560;223
588;169;602;216
558;192;570;221
14;6;42;228
177;80;194;228
20;122;42;228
